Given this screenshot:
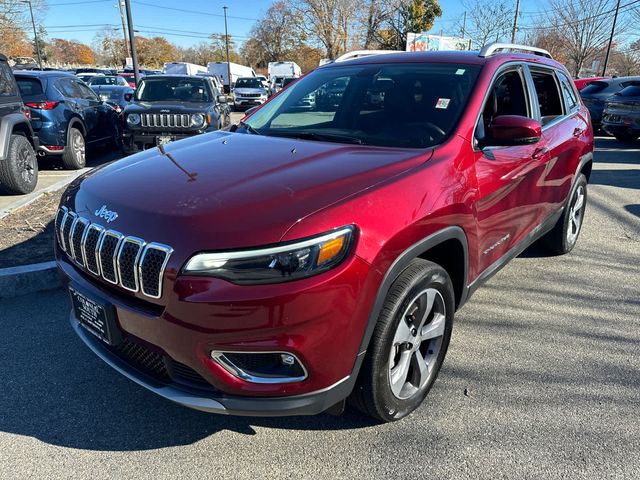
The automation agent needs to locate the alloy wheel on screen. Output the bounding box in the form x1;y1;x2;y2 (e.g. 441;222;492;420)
388;288;446;400
72;130;86;164
567;185;585;245
18;143;35;184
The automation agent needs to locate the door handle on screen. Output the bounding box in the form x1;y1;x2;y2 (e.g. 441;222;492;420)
573;128;584;138
532;147;548;160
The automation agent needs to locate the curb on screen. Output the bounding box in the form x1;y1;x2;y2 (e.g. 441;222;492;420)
0;261;61;299
0;167;90;220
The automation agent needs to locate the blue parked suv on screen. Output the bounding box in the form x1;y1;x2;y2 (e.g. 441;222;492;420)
14;71;120;169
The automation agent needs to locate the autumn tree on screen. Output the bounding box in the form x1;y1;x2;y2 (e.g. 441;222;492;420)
379;0;443;50
48;38;95;65
0;23;32;58
92;27;127;67
136;36;179;68
251;1;303;61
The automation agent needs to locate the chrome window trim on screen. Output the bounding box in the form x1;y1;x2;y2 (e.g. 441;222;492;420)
210;351;308;384
82;223;105;276
116;236;146;292
65;212;79;259
98;229;124;285
138;242;173;299
71;217;90;267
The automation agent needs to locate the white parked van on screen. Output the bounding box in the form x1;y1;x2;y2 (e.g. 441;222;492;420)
207;62;256;92
268;61;302;79
162;62;208;76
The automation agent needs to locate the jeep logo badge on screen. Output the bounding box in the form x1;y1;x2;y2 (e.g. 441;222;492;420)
95;205;119;223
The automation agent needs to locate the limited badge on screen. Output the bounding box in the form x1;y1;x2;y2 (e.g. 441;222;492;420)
435;98;450;109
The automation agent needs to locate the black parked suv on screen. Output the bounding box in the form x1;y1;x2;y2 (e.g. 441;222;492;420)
0;54;38;194
602;82;640;142
122;75;231;153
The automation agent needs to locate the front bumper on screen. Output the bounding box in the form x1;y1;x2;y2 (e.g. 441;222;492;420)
234;98;266;108
122;129;207;152
57;245;376;415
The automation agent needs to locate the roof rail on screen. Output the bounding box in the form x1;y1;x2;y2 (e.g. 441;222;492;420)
333;50;402;63
479;43;552;59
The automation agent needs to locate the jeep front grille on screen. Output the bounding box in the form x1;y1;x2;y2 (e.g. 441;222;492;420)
57;206;173;299
140;113;191;128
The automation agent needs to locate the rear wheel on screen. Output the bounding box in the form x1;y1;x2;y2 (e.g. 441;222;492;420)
540;173;588;255
350;259;454;422
61;127;86;169
0;134;38;195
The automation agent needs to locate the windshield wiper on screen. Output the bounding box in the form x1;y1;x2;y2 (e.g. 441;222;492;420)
273;131;363;145
239;121;261;135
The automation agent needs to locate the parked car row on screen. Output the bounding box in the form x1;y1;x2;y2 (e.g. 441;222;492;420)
579;76;640;141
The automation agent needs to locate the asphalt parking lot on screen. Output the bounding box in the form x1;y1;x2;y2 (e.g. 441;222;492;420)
0;137;638;479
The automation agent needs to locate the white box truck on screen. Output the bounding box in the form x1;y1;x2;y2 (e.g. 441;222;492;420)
268;61;302;79
207;62;256;91
162;62;208;76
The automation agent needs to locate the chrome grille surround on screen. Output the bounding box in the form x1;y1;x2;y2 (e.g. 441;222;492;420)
140;113;191;129
56;207;173;299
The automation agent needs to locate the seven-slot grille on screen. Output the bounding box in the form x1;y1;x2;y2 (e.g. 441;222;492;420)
56;206;173;299
140;113;191;128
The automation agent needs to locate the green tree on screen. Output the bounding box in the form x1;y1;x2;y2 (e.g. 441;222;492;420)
380;0;443;50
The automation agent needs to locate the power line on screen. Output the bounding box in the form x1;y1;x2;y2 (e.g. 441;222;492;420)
131;0;259;22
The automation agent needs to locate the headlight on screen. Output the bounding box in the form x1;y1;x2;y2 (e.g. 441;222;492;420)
126;113;140;125
190;113;205;127
182;226;354;284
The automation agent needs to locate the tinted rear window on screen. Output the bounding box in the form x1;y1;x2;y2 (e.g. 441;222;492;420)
16;77;44;98
0;62;18;97
581;81;608;94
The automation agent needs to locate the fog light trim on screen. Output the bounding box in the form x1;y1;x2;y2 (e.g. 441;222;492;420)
210;351;308;384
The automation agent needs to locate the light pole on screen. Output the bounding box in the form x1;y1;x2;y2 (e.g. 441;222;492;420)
116;1;131;60
602;0;621;76
123;0;140;83
21;0;42;69
511;0;520;44
223;5;231;94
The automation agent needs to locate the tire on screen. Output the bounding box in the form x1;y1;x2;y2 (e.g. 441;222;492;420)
539;173;588;255
614;133;638;142
0;134;38;195
350;259;455;422
61;127;86;170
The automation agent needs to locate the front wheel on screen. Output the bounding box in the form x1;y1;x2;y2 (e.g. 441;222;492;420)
539;173;588;255
350;259;454;422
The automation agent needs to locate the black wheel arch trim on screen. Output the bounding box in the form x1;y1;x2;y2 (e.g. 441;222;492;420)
355;226;469;362
0;113;35;161
67;118;86;138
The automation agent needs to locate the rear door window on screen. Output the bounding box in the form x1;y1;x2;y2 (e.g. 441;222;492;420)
530;70;564;125
557;71;579;111
0;62;18;97
56;78;78;98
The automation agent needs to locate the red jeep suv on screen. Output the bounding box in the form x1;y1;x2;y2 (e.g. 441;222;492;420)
55;44;593;422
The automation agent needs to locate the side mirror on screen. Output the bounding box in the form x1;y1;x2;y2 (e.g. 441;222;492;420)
217;94;228;104
486;115;541;146
124;92;133;102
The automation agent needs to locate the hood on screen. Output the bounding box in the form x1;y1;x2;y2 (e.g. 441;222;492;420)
66;132;429;261
124;101;211;114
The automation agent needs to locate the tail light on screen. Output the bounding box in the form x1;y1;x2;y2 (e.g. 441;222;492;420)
25;101;59;110
21;106;31;120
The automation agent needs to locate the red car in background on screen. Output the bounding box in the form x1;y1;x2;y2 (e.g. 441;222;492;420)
574;76;608;91
55;44;593;422
117;72;137;88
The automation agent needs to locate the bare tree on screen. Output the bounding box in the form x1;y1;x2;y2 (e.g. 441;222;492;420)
461;0;513;49
252;1;304;62
359;0;392;49
544;0;618;77
292;0;360;59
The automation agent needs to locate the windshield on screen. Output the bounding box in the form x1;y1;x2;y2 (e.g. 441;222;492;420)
235;78;263;89
135;77;211;102
242;63;481;148
89;76;126;86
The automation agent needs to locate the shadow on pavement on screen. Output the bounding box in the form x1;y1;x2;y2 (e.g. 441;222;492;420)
0;290;376;452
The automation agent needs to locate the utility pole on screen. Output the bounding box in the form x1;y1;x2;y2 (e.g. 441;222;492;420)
602;0;621;76
461;11;467;39
123;0;140;83
511;0;520;43
223;5;231;94
21;0;42;68
116;1;131;59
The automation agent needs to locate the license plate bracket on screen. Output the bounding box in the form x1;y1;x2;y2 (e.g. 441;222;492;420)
156;135;174;145
69;285;121;345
